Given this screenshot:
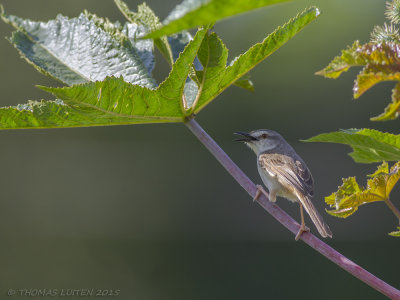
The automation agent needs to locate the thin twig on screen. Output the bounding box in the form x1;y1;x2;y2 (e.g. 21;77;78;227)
185;117;400;300
385;198;400;224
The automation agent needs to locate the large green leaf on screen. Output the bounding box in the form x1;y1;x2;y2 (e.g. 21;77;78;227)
39;77;182;120
0;100;166;129
192;6;320;113
325;161;400;219
1;7;155;87
305;129;400;163
167;30;253;107
167;31;202;108
144;0;291;39
41;27;208;118
115;0;234;107
0;28;207;129
190;31;229;112
0;5;319;129
316;41;400;121
114;0;174;67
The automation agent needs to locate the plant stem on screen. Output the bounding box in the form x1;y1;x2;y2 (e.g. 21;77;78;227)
385;198;400;224
185;117;400;300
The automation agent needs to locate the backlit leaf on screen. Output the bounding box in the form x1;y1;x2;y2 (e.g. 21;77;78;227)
0;4;319;129
0;28;208;129
193;6;320;113
325;161;400;218
114;0;174;66
0;100;165;129
1;8;155;87
305;129;400;163
233;76;254;92
144;0;291;39
317;41;400;121
389;227;400;237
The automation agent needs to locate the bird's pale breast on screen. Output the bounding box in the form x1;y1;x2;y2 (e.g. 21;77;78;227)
257;162;298;203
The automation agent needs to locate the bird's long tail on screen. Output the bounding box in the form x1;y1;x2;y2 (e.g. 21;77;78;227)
300;196;332;238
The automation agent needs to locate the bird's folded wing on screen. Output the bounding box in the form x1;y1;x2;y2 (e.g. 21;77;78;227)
258;153;314;198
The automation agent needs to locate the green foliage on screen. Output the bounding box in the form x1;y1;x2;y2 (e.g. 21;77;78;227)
143;0;291;39
1;7;156;88
325;162;400;221
233;75;255;92
305;129;400;163
308;126;400;236
315;41;362;79
389;227;400;236
114;0;174;66
192;7;320;113
325;161;400;237
0;100;162;129
115;0;260;94
316;0;400;121
0;2;320;129
317;42;400;121
310;2;400;237
25;28;207;128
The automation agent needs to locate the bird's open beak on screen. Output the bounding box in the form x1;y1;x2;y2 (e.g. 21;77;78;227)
234;131;257;142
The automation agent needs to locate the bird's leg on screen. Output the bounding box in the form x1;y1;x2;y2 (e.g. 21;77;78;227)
269;190;276;202
295;202;310;241
253;185;269;202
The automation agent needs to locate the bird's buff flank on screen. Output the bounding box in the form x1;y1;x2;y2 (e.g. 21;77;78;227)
235;130;332;240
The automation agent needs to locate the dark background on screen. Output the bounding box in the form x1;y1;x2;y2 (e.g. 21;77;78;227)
0;0;399;299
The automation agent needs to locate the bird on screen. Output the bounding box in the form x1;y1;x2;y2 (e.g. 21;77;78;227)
235;129;332;240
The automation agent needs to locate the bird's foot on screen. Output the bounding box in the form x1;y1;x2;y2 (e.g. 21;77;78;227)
253;185;269;202
295;224;310;241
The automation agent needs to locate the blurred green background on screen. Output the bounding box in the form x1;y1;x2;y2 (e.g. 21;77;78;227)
0;0;399;299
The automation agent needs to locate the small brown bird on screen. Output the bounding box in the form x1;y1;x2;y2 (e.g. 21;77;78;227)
235;129;332;240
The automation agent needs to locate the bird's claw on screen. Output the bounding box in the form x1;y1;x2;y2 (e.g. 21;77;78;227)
253;185;269;202
295;224;310;241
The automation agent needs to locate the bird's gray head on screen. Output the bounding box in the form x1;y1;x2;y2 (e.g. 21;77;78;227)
234;129;285;154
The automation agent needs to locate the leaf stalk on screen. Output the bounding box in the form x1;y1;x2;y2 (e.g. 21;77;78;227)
385;198;400;224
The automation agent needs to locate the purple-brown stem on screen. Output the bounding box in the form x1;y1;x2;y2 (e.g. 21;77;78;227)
185;117;400;300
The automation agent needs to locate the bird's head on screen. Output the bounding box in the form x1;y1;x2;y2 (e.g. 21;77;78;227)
234;129;284;154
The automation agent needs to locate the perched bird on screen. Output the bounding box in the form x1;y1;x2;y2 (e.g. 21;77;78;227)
235;129;332;240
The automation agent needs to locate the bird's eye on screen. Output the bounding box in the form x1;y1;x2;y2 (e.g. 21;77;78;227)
261;133;268;139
